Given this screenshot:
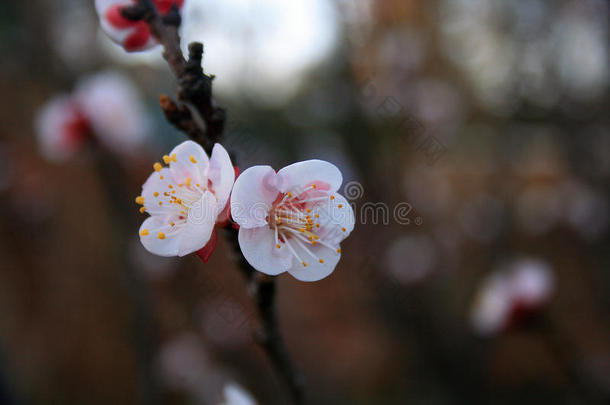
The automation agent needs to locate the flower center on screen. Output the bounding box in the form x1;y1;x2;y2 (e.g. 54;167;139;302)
269;183;342;268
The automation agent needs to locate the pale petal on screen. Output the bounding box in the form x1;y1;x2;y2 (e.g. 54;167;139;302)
34;95;83;162
313;193;355;245
139;216;181;257
238;227;292;276
141;168;181;216
75;71;149;154
208;143;235;217
178;191;218;256
168;140;210;186
276;159;343;193
287;243;341;282
231;166;279;229
96;0;133;45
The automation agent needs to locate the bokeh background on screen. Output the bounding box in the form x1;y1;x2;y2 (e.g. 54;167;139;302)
1;0;609;404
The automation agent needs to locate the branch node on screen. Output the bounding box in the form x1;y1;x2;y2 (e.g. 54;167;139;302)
120;4;151;21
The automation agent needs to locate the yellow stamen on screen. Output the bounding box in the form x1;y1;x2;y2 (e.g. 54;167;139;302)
168;185;173;189
189;155;197;164
319;259;324;264
140;229;149;236
337;248;342;253
153;192;159;197
312;184;317;189
276;244;281;249
157;232;166;240
341;227;346;232
170;222;175;227
171;153;177;162
158;202;163;206
330;195;335;200
154;162;162;172
135;196;145;205
315;224;320;228
162;155;171;164
160;175;164;180
302;261;307;267
306;209;311;213
139;207;146;214
338;204;343;208
185;177;192;186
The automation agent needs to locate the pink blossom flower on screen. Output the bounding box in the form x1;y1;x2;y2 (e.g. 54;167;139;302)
75;71;150;156
231;160;355;282
471;258;555;336
137;141;235;258
34;95;91;162
95;0;185;52
34;71;149;162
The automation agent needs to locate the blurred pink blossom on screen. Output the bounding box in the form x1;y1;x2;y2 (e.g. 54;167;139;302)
95;0;185;52
471;258;555;336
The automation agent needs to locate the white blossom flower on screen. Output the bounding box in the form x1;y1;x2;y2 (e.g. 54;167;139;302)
231;160;355;282
137;141;235;258
220;383;257;405
75;71;150;155
34;94;91;162
95;0;185;52
471;258;555;336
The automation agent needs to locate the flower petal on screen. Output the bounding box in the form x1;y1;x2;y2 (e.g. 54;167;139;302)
315;193;355;245
231;165;279;229
287;244;341;282
139;215;181;257
96;0;158;52
168;140;210;186
177;190;218;256
208;143;235;217
141;168;180;216
35;95;85;162
276;159;343;193
238;227;292;276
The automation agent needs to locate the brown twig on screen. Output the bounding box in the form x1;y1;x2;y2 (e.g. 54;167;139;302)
123;1;225;153
124;2;304;403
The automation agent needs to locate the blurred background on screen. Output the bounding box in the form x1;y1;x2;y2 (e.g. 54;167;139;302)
1;0;609;404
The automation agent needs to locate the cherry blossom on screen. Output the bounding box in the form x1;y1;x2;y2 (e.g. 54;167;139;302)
470;258;555;336
95;0;185;52
34;95;91;162
34;71;149;162
137;141;235;258
231;160;355;282
75;71;150;156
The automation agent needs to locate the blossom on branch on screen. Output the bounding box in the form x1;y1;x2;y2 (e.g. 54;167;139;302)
34;71;149;162
231;160;355;282
137;141;235;258
95;0;185;52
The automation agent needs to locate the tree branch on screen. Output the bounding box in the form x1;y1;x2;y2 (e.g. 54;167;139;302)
122;1;225;153
124;2;304;403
